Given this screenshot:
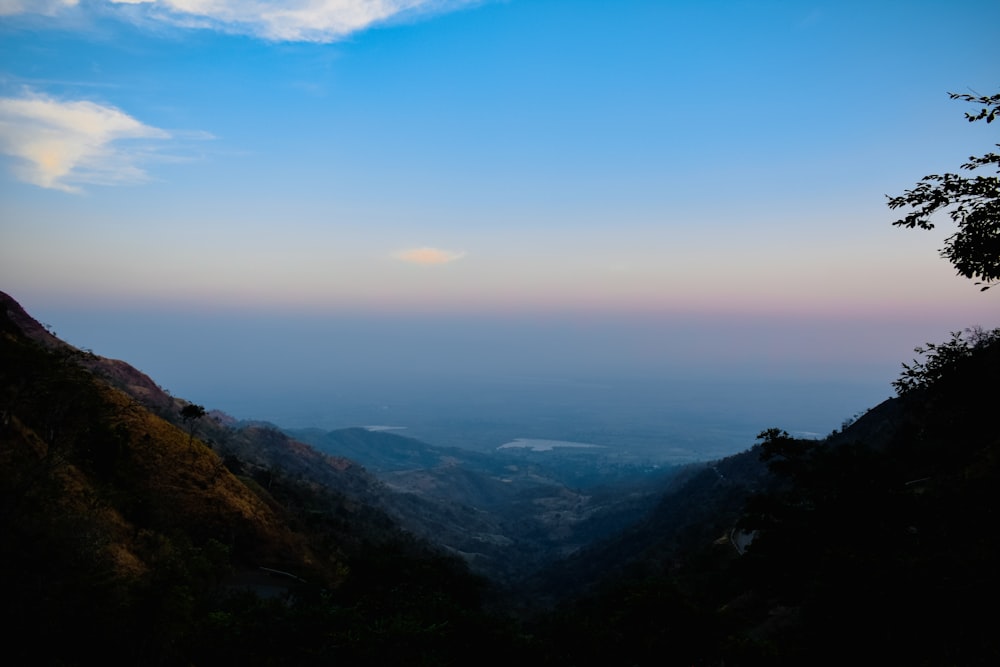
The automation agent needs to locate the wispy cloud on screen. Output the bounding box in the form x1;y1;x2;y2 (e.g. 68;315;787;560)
394;247;466;265
6;1;479;42
0;92;171;193
0;0;77;17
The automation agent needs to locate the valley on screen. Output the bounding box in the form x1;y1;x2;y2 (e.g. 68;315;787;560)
3;289;998;665
285;425;683;586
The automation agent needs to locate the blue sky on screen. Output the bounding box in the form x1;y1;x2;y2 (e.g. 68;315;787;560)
1;1;997;448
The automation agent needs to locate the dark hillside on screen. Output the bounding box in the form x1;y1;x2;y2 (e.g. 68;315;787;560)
5;289;997;664
0;291;514;665
533;328;1000;665
523;446;770;609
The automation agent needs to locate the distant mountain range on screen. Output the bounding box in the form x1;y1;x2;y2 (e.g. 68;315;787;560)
2;289;996;665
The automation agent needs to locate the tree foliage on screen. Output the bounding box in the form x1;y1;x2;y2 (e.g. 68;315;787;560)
180;402;206;445
892;326;1000;396
887;92;1000;290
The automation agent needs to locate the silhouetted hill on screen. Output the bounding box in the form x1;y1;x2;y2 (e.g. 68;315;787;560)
0;290;512;665
533;328;1000;664
5;289;997;664
291;426;483;472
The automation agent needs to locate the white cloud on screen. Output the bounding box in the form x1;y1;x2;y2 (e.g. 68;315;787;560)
394;247;466;265
0;93;171;193
0;0;77;17
94;1;479;42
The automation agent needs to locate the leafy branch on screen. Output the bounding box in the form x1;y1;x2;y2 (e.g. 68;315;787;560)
892;326;1000;396
887;92;1000;290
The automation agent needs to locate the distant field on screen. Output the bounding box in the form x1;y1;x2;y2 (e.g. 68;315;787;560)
497;438;605;451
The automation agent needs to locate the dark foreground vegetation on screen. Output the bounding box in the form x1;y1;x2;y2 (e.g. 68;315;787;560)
3;287;999;665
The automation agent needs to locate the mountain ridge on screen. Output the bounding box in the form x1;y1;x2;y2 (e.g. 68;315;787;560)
4;289;997;664
1;290;514;664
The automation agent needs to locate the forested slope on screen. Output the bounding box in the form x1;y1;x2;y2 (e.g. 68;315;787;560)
4;288;997;665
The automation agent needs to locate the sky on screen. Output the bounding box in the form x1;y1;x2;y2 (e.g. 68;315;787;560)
1;1;998;455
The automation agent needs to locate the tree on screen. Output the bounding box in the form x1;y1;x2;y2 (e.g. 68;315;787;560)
180;403;206;446
887;91;1000;290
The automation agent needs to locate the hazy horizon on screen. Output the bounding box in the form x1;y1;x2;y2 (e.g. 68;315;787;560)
20;297;984;460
